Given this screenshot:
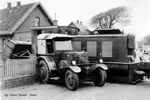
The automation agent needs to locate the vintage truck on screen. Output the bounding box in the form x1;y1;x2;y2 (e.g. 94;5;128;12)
72;31;150;84
31;27;108;91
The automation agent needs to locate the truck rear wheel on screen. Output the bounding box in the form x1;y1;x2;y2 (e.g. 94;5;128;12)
38;60;51;83
93;68;107;87
65;69;79;91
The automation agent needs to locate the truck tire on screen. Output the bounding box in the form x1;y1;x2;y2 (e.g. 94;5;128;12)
38;60;51;83
65;69;79;91
93;68;107;87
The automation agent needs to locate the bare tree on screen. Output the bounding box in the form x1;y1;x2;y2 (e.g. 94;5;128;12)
90;6;131;29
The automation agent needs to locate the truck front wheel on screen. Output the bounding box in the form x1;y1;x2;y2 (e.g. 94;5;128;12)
93;68;107;87
65;69;79;91
38;60;51;83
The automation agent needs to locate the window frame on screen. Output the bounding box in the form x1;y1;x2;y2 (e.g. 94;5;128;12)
54;40;73;51
46;39;54;54
35;17;40;27
72;41;82;51
86;41;97;57
101;40;113;58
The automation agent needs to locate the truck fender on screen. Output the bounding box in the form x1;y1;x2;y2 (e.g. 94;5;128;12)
38;56;57;70
66;66;81;73
92;64;108;71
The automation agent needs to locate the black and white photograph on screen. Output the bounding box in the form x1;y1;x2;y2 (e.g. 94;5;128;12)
0;0;150;100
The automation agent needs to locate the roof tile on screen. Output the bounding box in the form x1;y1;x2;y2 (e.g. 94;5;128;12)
0;3;34;31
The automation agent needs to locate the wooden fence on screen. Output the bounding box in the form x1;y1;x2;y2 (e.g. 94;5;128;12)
3;58;36;78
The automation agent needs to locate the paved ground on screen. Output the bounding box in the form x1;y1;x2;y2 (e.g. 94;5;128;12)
1;79;150;100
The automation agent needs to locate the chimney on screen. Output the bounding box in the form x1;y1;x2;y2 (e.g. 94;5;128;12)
7;2;11;9
17;1;21;7
53;13;58;26
76;20;80;24
53;20;58;26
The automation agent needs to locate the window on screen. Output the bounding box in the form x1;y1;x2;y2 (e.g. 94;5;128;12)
72;41;81;51
87;41;97;57
47;40;54;53
35;17;40;27
55;40;73;51
102;41;113;57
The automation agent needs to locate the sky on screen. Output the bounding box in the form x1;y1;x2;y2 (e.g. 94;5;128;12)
0;0;150;41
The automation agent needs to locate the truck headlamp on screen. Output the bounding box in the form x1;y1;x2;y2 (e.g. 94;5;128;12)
72;60;76;65
99;59;103;63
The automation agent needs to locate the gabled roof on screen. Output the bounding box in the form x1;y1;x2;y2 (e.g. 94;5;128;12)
0;2;54;35
69;22;89;32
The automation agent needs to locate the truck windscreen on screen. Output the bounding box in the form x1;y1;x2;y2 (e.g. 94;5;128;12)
55;40;73;51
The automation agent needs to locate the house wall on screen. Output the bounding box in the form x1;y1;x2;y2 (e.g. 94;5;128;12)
13;6;53;41
12;32;31;41
0;36;8;53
